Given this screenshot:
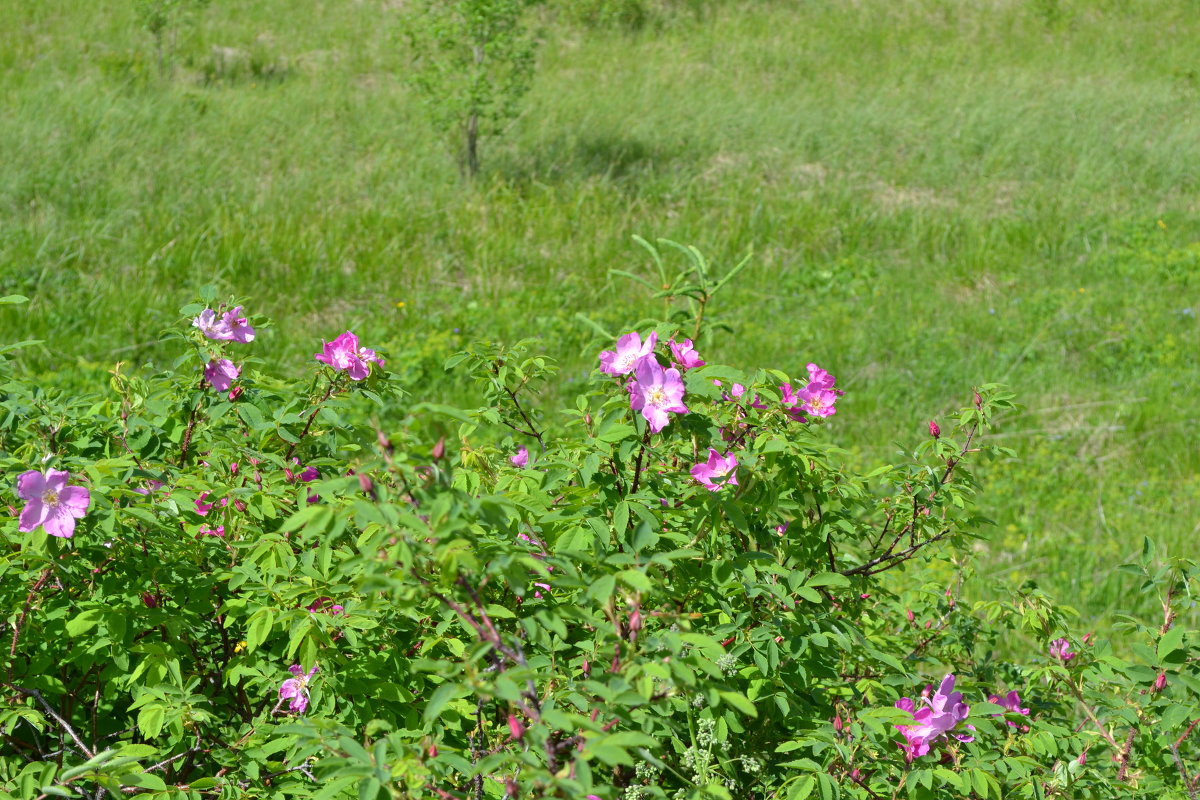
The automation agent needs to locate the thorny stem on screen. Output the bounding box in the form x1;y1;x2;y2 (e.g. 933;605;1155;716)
841;419;980;578
9;568;52;682
178;380;207;465
284;379;339;461
1169;719;1200;799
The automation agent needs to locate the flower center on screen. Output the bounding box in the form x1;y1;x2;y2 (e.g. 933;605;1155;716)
647;387;666;406
809;395;824;410
42;489;59;506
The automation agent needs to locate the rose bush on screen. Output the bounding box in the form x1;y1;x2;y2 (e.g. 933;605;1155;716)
1;257;1199;799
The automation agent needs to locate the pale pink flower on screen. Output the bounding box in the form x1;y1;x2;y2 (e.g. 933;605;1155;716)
690;448;739;492
220;306;255;343
315;331;384;381
628;355;687;433
668;337;705;370
511;446;529;468
193;309;231;340
17;469;90;539
599;331;657;376
204;359;240;392
279;664;318;714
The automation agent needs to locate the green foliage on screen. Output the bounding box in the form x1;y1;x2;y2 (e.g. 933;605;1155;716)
3;275;1200;798
402;0;539;176
132;0;210;74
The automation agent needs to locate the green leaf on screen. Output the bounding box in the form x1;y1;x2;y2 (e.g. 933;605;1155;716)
245;607;275;652
136;706;165;740
1158;627;1185;661
423;682;464;725
65;609;104;637
805;572;850;589
717;690;757;717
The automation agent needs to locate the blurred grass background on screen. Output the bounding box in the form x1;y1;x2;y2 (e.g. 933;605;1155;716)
2;0;1198;630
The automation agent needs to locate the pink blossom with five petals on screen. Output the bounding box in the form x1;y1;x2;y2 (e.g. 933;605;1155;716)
204;359;240;392
17;469;91;539
315;331;385;381
278;664;319;714
668;337;705;370
690;448;739;492
599;331;658;376
628;355;687;433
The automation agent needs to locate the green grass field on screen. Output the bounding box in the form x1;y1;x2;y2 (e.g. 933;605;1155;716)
3;0;1198;630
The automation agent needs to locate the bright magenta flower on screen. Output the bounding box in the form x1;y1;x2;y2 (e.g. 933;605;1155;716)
894;675;973;762
690;448;739;492
17;469;90;539
668;337;705;370
599;331;657;376
1049;638;1076;662
307;598;345;616
988;690;1030;730
278;664;318;714
628;355;687;433
315;331;384;381
204;359;240;392
511;446;529;468
798;385;838;418
806;362;838;392
199;524;225;538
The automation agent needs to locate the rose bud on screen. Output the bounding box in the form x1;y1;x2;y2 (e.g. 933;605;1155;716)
929;420;940;438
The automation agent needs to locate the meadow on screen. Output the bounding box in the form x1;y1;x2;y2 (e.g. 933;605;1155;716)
2;0;1199;632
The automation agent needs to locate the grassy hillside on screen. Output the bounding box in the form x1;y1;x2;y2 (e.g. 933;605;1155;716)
2;0;1199;629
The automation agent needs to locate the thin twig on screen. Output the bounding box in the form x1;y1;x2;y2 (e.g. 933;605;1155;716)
9;686;93;759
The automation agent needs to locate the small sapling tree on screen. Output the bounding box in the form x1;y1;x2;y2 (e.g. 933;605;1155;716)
401;0;538;177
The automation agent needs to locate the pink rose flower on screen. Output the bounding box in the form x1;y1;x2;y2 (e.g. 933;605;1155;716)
628;355;687;433
17;469;90;538
315;331;384;381
204;359;240;392
220;306;255;343
307;597;345;616
511;446;529;468
988;689;1030;730
668;337;705;370
192;307;255;342
278;664;318;714
690;448;739;492
893;674;973;762
1049;638;1076;662
599;331;657;376
193;309;230;340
